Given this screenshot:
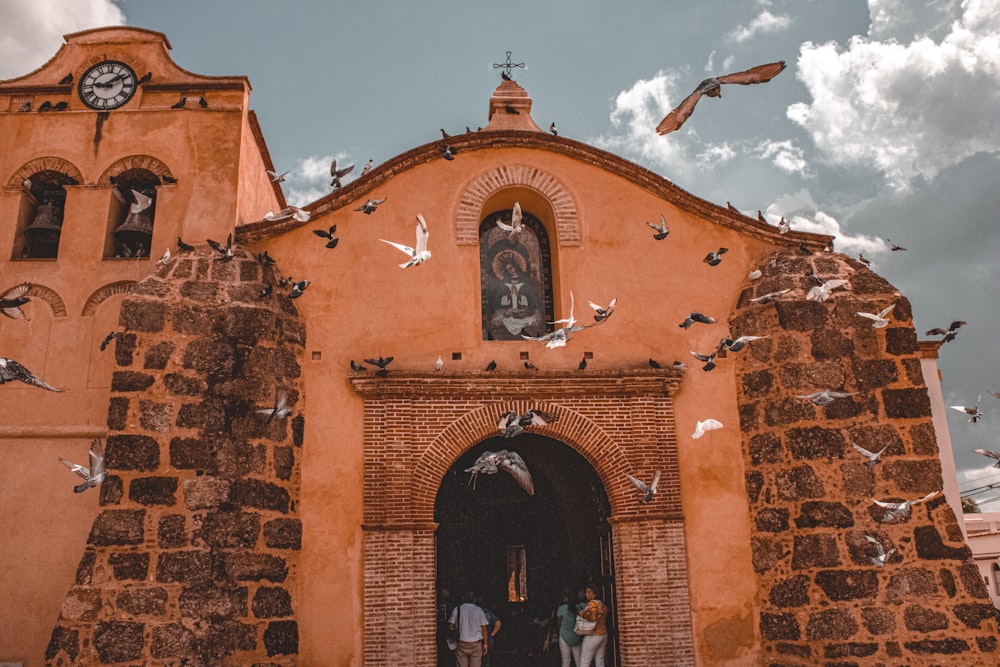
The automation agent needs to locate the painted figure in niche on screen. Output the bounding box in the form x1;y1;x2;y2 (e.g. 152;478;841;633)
486;245;544;339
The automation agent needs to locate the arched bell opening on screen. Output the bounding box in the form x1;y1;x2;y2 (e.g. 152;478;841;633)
104;168;159;259
13;170;76;260
435;434;619;666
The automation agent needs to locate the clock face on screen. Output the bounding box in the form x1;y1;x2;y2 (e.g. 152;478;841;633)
78;61;137;110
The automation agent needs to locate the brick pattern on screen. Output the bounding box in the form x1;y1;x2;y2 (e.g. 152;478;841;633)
352;371;696;665
455;164;580;246
45;246;305;666
734;250;999;665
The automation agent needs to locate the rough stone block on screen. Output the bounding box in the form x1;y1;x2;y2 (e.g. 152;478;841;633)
111;370;155;392
977;636;998;652
230;478;290;513
182;338;235;374
170;437;215;471
885;327;919;355
810;328;854;360
151;622;195;658
117;587;168;616
143;341;176;370
886;568;938;602
786;427;846;460
253;586;294;618
752;536;788;573
777;362;846;391
60;586;102;621
158;513;187;548
179;585;248;620
264;620;299;656
176;400;227;430
882;388;932;419
225;552;288;582
805;608;858;640
756;508;790;533
75;550;95;585
882;459;943;494
172;304;215;334
792;534;841;569
196;510;260;549
139;400;174;431
742;370;774;398
180;280;219;302
45;625;80;661
274;445;294;480
129;476;179;506
903;638;969;655
105;434;160;471
246;346;300;381
746;471;764;503
107;396;129;430
814;570;878;601
914;525;972;560
292;414;305;447
264;518;302;549
940;567;957;597
760;612;800;641
108;552;150;580
823;642;878;658
113;332;137;367
840;462;875;498
223;305;277;341
216;440;267;478
89;509;145;546
120;299;165;332
776;466;825;500
769;575;810;608
164;372;208;396
764;397;816;426
775;301;828;331
851;358;898;389
952;603;996;629
156;551;213;585
197;620;258;660
184;477;231;510
99;474;124;505
959;562;992;599
795;501;854;528
94;620;145;663
738;402;758;432
860;606;895;635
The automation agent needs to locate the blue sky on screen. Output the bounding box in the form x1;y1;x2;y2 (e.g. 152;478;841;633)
3;0;1000;505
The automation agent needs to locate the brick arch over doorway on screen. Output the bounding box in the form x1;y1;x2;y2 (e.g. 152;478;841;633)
455;164;580;246
350;370;696;666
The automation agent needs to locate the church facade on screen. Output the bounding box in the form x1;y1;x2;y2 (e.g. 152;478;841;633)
1;27;997;666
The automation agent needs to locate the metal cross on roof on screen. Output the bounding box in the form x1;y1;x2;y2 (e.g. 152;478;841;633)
493;51;525;79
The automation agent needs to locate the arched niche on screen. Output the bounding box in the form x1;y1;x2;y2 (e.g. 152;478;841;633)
98;156;174;259
10;168;80;260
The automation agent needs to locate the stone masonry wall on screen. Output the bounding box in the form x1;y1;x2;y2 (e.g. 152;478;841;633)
45;246;305;666
733;249;998;666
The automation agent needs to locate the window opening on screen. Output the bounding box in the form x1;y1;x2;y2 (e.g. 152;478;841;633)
107;168;158;258
16;170;74;259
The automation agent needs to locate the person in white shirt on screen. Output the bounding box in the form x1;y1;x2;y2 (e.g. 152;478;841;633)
449;590;490;667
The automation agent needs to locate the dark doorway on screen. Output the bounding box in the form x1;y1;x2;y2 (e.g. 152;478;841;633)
435;434;618;666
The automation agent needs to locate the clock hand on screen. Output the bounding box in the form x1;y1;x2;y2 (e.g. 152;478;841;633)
93;74;125;88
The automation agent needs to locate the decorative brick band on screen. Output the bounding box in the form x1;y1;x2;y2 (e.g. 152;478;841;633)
80;280;137;316
96;154;176;186
6;155;84;188
20;282;68;317
455;163;580;246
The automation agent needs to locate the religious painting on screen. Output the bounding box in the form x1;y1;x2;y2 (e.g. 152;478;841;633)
479;208;554;341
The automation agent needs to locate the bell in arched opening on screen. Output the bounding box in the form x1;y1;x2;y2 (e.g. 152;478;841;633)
113;189;154;257
23;202;64;245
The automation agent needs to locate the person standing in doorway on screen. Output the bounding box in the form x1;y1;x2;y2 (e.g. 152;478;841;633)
449;590;489;667
437;585;456;666
551;591;585;667
578;584;608;667
475;595;502;667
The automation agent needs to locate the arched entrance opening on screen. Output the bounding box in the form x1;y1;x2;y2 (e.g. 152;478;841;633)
435;434;618;666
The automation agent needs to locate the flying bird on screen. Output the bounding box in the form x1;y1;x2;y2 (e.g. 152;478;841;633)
857;304;895;328
380;214;431;267
865;535;895;567
350;360;367;372
797;390;858;406
313;225;339;249
886;238;907;252
0;283;31;320
655;61;786;135
465;450;535;495
289;279;310;299
974;449;1000;467
522;292;585;348
330;160;355;188
355;198;386;215
989;391;1000;400
806;279;849;302
497;409;559;438
925;321;966;344
0;357;63;391
719;335;768;352
691;418;723;439
852;443;888;467
750;289;791;305
627;471;661;504
690;350;718;371
646;215;669;240
58;439;106;493
588;298;617;324
266;170;288;183
872;491;940;522
703;248;728;266
257;389;291;424
363;356;394;377
679;311;715;329
496;202;524;239
129;189;153;214
207;233;234;262
950;397;983;423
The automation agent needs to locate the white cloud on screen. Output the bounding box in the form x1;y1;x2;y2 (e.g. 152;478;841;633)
757;139;811;175
284;152;355;207
0;0;125;79
728;10;792;43
788;0;1000;190
764;189;887;255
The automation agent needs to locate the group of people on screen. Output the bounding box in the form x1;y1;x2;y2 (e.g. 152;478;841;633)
545;585;609;667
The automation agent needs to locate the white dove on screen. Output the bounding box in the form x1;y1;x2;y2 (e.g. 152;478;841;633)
257;389;291;424
266;169;288;183
806;279;849;302
852;443;887;467
380;214;431;268
130;189;153;213
495;202;524;240
627;471;661;504
692;419;723;439
750;288;790;305
951;397;983;423
797;390;858;406
865;535;895;567
873;491;940;522
523;291;585;348
58;438;107;493
857;303;895;328
157;248;171;265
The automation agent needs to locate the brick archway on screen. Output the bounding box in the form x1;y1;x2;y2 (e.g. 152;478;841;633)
351;370;696;666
